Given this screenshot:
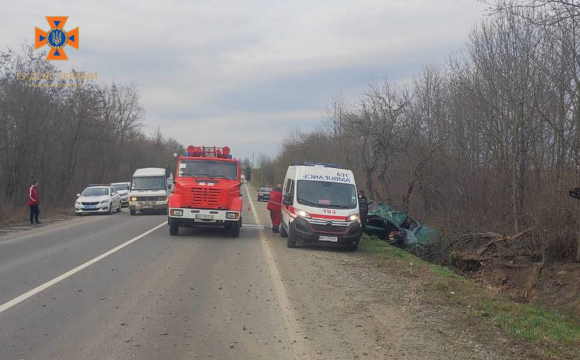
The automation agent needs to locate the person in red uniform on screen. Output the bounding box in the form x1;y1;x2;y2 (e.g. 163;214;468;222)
28;180;40;224
267;184;283;233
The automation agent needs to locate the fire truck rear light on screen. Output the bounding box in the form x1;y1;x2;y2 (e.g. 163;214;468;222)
171;209;183;216
226;212;239;219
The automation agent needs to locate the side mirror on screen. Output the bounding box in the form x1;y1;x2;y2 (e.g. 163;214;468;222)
283;194;293;206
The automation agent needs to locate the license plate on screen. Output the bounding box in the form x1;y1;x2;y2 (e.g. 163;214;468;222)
196;214;214;220
319;236;338;242
85;205;96;210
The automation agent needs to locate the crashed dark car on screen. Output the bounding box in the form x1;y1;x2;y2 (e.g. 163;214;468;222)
364;203;439;253
257;186;273;202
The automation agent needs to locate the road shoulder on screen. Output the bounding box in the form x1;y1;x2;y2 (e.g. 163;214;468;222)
246;183;537;359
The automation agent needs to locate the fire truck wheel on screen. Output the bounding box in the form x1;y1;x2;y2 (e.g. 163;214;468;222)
280;223;288;237
169;218;180;236
130;209;136;216
229;219;241;238
287;224;297;248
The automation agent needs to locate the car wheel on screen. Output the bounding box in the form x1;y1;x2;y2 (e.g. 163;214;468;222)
287;223;297;248
108;203;113;215
130;209;136;216
169;218;179;236
116;202;121;212
280;223;288;238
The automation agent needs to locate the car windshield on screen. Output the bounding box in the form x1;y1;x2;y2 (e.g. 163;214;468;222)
82;188;109;197
112;184;129;192
178;160;238;180
132;176;167;191
296;180;357;209
260;187;272;193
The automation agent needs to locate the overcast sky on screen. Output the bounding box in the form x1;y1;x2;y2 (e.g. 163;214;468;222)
1;0;486;162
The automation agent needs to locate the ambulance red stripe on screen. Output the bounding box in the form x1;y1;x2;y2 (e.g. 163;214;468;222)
310;213;345;220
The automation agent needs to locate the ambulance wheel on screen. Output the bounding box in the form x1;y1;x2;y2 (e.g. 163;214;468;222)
347;242;359;252
169;218;179;236
287;224;297;248
130;209;136;216
280;223;288;238
229;219;241;238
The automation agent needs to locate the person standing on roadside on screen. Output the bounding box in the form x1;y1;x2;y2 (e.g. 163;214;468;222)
358;190;368;232
28;180;40;225
267;184;283;233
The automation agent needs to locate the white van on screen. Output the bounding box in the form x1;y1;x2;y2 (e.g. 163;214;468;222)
129;168;172;215
280;162;362;250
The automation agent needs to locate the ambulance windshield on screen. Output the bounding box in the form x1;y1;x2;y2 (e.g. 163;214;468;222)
296;181;357;209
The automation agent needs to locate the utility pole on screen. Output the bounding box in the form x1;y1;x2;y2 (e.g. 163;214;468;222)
252;152;255;168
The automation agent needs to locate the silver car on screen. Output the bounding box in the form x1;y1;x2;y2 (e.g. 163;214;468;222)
112;182;131;207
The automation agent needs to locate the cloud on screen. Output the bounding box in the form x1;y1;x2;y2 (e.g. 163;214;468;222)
0;0;486;158
148;110;323;160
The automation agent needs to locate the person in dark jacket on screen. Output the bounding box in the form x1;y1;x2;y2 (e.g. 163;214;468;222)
358;190;368;232
267;184;283;233
28;180;40;224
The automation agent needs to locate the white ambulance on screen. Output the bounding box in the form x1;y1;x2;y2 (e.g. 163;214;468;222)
280;162;362;251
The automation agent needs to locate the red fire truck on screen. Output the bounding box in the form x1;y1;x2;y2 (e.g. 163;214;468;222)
168;145;243;237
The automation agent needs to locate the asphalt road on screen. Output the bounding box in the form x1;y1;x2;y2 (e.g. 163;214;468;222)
0;184;515;360
0;185;301;360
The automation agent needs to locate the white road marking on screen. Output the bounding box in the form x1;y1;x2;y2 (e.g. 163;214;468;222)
0;222;166;314
246;185;312;360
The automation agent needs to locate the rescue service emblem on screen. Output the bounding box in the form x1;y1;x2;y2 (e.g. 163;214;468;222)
35;17;79;60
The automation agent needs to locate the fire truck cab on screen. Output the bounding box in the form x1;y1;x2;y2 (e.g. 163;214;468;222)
168;145;243;237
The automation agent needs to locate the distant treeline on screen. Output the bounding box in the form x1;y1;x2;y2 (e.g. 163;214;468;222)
259;1;580;262
0;45;184;208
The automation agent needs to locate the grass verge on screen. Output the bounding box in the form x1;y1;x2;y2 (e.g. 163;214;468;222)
0;205;74;228
360;235;580;359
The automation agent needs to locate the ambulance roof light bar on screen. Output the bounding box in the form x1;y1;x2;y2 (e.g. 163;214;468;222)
292;161;344;169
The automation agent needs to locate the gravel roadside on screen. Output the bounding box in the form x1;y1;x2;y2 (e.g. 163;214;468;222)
248;184;522;360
